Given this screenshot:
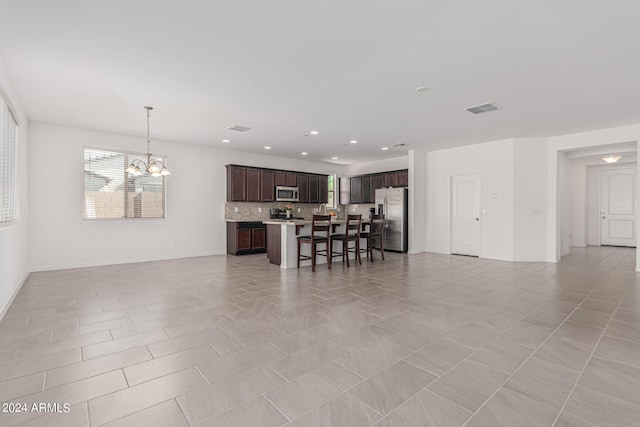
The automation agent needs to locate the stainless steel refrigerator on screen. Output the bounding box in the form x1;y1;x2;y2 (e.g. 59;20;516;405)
375;187;408;252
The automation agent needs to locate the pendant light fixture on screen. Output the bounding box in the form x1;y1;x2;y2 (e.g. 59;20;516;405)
125;106;170;177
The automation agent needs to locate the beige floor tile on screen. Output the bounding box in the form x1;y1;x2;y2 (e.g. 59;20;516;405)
403;338;474;376
124;344;220;385
109;314;184;339
532;335;592;372
265;370;342;419
427;359;509;412
605;319;640;344
465;387;558;427
567;308;612;328
445;322;502;349
388;324;450;350
0;372;44;402
195;395;288;427
329;324;396;352
521;310;567;330
309;361;364;390
287;393;381;427
375;389;471;427
500;321;553;348
579;298;618;314
593;335;640;369
268;341;349;381
556;385;640;427
103;399;189;427
146;327;227;358
197;343;286;383
88;368;206;426
82;329;168;360
270;325;338;354
470;336;533;375
16;330;112;361
348;361;437;415
0;348;82;382
504;357;579;409
337;338;413;378
46;346;151;389
552;321;604;347
578;357;640;406
13;402;89;427
2;371;127;425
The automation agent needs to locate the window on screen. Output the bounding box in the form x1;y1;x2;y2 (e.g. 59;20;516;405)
0;95;18;227
327;174;336;208
83;147;166;219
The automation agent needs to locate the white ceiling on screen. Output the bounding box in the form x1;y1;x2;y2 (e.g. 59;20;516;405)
1;0;639;165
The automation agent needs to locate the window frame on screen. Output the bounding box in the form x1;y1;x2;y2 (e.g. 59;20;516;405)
327;173;337;209
0;92;19;228
82;146;168;221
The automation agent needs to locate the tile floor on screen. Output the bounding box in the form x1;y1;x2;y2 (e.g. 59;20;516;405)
0;246;639;426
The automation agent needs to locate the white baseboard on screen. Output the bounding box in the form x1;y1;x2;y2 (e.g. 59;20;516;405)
29;251;223;272
0;271;30;321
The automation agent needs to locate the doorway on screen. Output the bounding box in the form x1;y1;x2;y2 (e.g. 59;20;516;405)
601;167;636;247
451;174;481;256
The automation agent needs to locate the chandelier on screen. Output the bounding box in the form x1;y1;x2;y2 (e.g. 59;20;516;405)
125;106;171;177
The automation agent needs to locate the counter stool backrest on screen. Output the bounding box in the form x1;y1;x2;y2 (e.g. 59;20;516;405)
370;214;385;236
311;214;332;240
346;214;362;237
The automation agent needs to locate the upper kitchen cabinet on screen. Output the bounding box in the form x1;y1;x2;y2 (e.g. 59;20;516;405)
384;171;399;187
275;170;287;186
226;165;247;201
362;175;373;203
398;169;408;187
260;169;275;201
246;168;261;201
372;173;384;192
308;174;320;203
350;176;362;204
297;173;309;203
286;172;297;187
319;175;328;203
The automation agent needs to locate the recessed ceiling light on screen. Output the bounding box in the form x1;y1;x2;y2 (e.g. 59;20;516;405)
415;86;429;93
222;139;230;143
310;131;319;135
301;152;308;155
264;146;271;150
602;155;622;163
381;147;389;150
350;140;358;144
331;156;339;160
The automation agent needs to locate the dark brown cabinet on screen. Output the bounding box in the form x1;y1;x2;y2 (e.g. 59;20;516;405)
398;169;408;187
286;172;297;186
275;171;287;186
227;222;267;255
226;165;247;201
319;175;328;203
260;170;274;201
385;171;399;187
350;176;362;204
246;168;261;201
372;173;384;191
308;174;320;203
298;173;309;203
362;175;373;203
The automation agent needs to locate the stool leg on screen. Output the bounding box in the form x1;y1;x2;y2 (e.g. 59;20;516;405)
311;242;316;272
356;238;362;265
326;241;331;269
297;240;301;269
345;239;350;267
379;235;385;261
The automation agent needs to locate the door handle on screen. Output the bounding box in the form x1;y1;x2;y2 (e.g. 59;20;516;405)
602;216;606;219
473;218;479;222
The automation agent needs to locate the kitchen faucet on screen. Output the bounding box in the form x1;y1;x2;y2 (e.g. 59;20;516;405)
319;203;327;214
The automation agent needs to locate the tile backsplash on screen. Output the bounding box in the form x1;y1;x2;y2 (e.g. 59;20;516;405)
225;202;342;221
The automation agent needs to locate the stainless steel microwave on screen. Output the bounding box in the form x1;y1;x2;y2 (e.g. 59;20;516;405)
275;186;299;202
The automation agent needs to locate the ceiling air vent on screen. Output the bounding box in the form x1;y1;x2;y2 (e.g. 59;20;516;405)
391;143;410;150
227;124;252;132
465;102;499;114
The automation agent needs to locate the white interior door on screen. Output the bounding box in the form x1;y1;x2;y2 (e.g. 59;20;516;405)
451;174;481;256
601;167;636;247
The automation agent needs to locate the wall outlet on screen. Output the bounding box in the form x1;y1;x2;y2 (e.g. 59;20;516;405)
258;207;262;213
297;208;301;213
234;207;238;212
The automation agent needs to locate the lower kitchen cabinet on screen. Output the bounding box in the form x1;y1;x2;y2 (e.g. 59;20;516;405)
227;222;267;255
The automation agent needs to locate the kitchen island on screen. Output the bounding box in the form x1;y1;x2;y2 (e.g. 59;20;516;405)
263;219;367;268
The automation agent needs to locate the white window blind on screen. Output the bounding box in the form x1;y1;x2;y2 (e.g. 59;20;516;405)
83;147;166;219
0;96;18;227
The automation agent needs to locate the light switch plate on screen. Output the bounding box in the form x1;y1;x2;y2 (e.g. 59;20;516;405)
234;207;238;212
258;207;262;213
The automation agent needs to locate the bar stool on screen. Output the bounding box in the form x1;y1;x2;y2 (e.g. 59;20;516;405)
330;214;362;267
297;214;332;272
361;214;385;261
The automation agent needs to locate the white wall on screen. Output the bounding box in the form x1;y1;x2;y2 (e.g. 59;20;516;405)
408;149;427;254
29;122;345;271
547;123;640;264
425;139;515;261
513;138;548;261
345;155;408;176
0;61;29;319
